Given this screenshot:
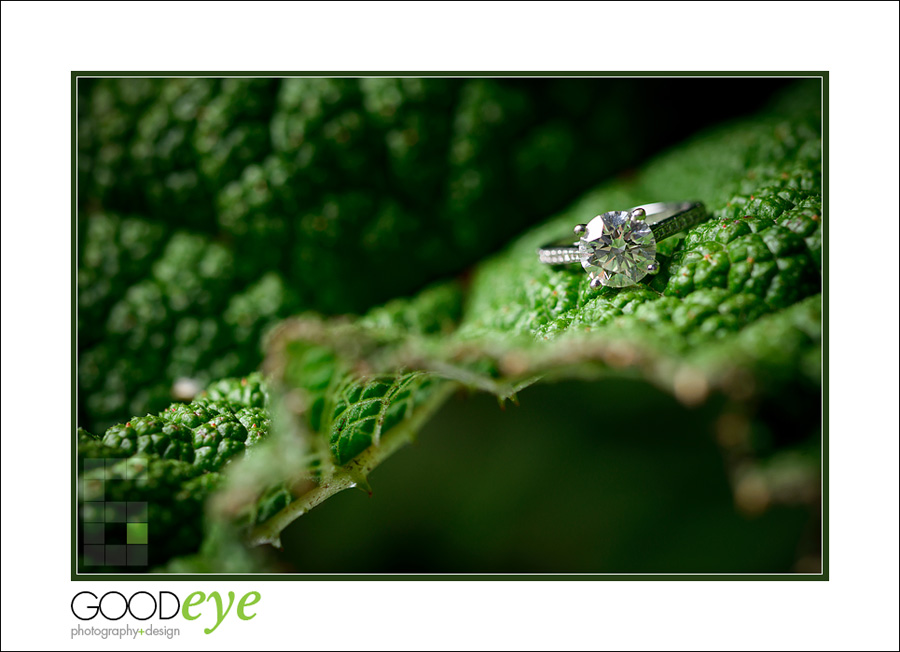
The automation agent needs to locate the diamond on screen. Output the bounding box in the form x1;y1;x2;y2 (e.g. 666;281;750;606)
578;210;657;288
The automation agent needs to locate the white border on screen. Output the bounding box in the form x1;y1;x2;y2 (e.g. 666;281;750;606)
3;2;898;650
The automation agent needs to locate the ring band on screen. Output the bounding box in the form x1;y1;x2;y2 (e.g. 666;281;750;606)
537;201;708;288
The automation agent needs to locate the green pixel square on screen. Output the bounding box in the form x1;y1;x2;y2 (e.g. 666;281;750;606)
126;522;148;544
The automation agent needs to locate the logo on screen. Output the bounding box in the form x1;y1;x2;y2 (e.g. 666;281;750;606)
70;590;260;635
71;591;179;621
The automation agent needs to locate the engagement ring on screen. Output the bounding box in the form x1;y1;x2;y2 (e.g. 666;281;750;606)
537;201;708;288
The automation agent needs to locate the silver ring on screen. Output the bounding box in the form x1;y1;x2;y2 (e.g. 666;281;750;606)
537;201;708;288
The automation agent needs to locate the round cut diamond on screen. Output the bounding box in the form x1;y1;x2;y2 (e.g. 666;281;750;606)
578;211;657;288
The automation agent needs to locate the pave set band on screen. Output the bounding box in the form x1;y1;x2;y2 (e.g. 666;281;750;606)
537;201;708;288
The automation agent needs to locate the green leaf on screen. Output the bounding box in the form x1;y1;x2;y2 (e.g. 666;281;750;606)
77;82;822;569
78;78;798;434
248;82;821;545
76;373;273;570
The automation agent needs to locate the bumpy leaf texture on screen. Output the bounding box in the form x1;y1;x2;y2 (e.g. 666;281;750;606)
77;374;271;569
78;81;822;570
250;81;822;546
77;77;794;434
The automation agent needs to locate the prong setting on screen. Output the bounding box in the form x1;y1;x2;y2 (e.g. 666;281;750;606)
631;207;646;219
589;276;603;290
578;210;658;288
646;262;659;275
573;223;587;236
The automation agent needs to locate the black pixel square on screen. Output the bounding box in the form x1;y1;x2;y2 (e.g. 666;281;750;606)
83;545;104;566
126;501;148;522
83;458;104;474
83;522;104;544
105;544;126;566
105;502;126;523
127;545;148;566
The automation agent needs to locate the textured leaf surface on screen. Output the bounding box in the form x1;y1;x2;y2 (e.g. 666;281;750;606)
77;77;795;434
77;374;272;570
249;82;822;545
77;82;823;569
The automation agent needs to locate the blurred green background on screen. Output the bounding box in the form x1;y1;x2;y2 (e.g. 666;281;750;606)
279;380;818;573
77;77;793;435
77;76;819;573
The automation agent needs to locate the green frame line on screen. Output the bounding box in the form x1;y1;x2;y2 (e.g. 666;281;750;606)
71;70;828;581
